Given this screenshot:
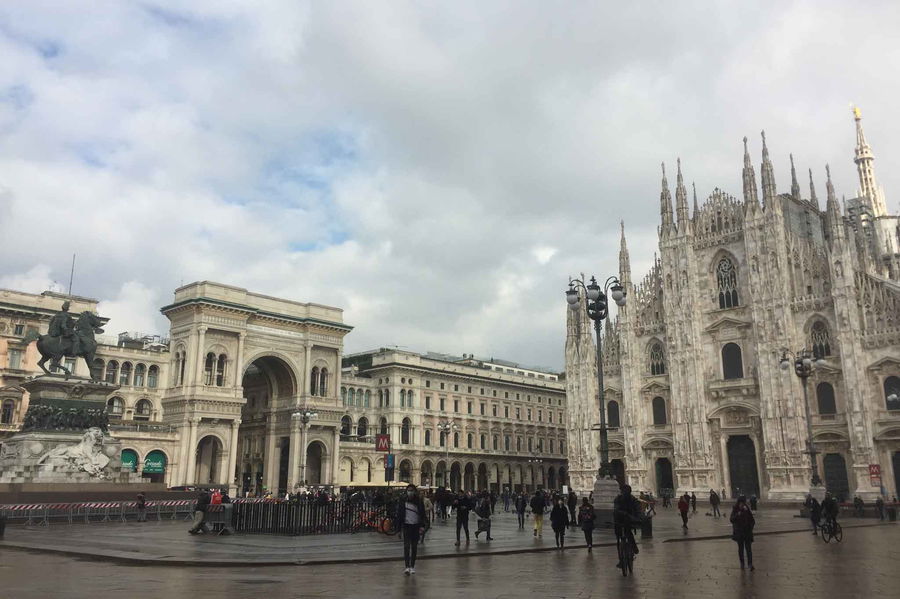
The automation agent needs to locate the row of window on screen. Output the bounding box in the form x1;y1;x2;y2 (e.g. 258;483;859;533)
91;359;160;388
106;397;154;420
1;399;15;424
378;377;563;405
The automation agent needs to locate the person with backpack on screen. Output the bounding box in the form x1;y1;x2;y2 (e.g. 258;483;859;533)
530;490;547;537
578;497;596;551
550;497;569;549
454;491;473;546
678;493;690;529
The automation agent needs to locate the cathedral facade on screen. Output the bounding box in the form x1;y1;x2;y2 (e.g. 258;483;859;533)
566;110;900;501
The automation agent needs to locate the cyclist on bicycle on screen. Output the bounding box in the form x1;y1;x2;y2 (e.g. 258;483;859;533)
821;492;839;530
614;485;642;567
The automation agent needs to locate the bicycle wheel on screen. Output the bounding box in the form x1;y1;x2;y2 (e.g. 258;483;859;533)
833;523;842;543
821;525;831;543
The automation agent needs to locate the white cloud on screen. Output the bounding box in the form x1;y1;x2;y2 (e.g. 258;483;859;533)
1;1;898;370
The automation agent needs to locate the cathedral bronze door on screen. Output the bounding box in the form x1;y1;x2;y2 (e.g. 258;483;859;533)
655;458;674;495
823;453;850;502
611;459;626;486
727;435;760;497
893;452;900;498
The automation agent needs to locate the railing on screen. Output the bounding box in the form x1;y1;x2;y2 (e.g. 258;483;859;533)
0;500;197;525
233;500;381;535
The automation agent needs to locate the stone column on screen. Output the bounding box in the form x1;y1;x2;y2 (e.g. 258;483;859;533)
331;427;342;484
235;332;246;387
264;422;278;493
720;433;731;496
299;423;309;485
226;419;241;494
185;417;200;484
195;326;207;386
287;414;302;490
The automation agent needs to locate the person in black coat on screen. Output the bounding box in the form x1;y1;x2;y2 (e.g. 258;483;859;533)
730;495;755;571
474;492;494;541
395;484;427;574
578;497;596;550
514;492;528;529
454;491;473;546
567;490;578;527
549;498;569;549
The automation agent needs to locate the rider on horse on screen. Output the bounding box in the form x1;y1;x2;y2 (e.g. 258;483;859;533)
47;300;78;356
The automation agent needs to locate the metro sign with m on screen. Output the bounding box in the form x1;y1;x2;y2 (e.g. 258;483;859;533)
375;434;391;452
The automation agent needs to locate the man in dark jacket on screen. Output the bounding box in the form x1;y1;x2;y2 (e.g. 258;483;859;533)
454;491;473;546
515;492;528;528
690;492;697;514
188;490;211;534
530;490;547;537
709;489;721;518
474;492;494;541
395;484;427;574
567;490;578;527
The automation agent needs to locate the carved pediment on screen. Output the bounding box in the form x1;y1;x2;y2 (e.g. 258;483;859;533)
641;437;674;450
874;427;900;441
867;357;900;373
704;316;752;333
641;380;670;395
813;431;847;442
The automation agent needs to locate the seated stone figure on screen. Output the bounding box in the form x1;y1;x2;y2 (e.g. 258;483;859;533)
38;427;110;478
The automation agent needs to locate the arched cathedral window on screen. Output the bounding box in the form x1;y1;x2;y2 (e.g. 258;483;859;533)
649;343;666;376
716;257;739;309
810;321;832;358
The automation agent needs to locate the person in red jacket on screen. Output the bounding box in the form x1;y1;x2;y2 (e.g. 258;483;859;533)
677;494;690;529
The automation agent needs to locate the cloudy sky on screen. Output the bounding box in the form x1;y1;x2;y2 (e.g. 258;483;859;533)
1;1;898;371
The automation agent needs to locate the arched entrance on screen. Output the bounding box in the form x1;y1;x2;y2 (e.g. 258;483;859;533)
477;463;488;490
450;463;462;491
420;460;433;486
464;463;476;491
435;460;447;488
399;459;412;483
143;450;167;484
195;435;224;485
306;441;325;485
727;435;760;497
610;459;626;486
894;452;900;498
548;466;557;490
558;466;567;488
823;453;850;502
239;355;299;491
655;458;674;495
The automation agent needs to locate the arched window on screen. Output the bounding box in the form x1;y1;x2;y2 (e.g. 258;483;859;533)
816;382;836;415
379;417;388;436
884;376;900;411
216;354;226;386
810;321;832;358
310;367;320;395
467;433;474;449
384;390;390;407
105;360;119;384
1;400;14;424
439;429;446;447
341;387;347;406
204;353;216;385
652;396;667;425
319;368;328;396
493;435;498;450
607;400;621;428
177;353;185;385
649;343;666;376
133;364;146;387
107;397;124;417
722;343;744;379
119;362;132;386
425;429;432;446
340;415;352;436
357;417;368;438
364;390;371;407
134;399;152;421
550;439;555;453
516;437;522;451
348;388;355;407
147;365;159;388
716;256;739;308
407;390;414;408
454;432;460;448
480;434;486;450
528;437;533;452
91;358;105;381
400;389;406;407
401;418;411;444
505;436;511;451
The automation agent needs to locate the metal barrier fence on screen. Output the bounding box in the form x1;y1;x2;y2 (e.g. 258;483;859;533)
232;500;382;535
0;499;198;526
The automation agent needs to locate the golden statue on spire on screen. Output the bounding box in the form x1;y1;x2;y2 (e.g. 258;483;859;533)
853;105;862;119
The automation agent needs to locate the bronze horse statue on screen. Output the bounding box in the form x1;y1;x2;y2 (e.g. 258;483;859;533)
24;311;105;380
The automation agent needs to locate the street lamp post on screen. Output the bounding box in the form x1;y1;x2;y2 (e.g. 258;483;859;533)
779;348;826;495
437;420;459;489
293;409;318;487
566;275;626;479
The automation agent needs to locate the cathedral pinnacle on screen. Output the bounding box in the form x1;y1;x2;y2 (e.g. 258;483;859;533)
660;162;674;233
741;136;759;208
790;153;801;201
692;181;699;216
619;220;632;288
675;157;690;228
852;106;886;216
760;130;777;207
808;168;819;209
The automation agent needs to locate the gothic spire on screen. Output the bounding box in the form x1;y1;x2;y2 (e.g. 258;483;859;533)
660;162;675;234
692;181;699;216
790;153;801;201
808;168;819;209
853;106;886;216
760;130;777;207
675;158;690;228
742;136;760;209
619;220;632;288
825;164;844;241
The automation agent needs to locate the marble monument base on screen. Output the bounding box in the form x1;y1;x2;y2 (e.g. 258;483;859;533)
593;476;620;528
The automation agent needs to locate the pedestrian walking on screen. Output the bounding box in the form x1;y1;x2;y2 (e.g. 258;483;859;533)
474;492;494;541
136;492;147;523
875;495;885;520
515;492;527;529
454;491;472;546
188;490;211;534
396;484;426;574
709;489;721;518
721;488;727;500
678;493;690;529
421;493;433;544
550;498;568;549
567;490;578;527
690;492;697;514
730;495;755;571
805;494;822;535
530;489;547;537
490;491;498;515
749;494;758;511
578;497;595;550
502;487;511;512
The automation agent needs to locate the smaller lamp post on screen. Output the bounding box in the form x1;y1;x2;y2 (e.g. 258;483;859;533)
778;348;825;490
437;420;459;489
293;409;318;488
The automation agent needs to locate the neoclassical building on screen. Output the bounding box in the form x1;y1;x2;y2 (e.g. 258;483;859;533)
1;282;567;494
566;110;900;501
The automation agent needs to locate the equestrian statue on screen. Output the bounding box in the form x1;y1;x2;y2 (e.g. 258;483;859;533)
23;300;106;380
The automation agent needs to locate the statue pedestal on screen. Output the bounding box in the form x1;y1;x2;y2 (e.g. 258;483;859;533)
0;376;141;485
593;476;621;528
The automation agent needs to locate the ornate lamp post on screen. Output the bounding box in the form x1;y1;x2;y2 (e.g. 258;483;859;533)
779;348;826;492
437;420;459;489
293;409;317;487
566;275;626;480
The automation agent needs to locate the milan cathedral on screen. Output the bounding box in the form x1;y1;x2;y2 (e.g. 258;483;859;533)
566;109;900;501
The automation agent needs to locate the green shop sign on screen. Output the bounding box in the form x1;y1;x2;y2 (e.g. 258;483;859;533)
143;451;167;474
120;449;138;472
